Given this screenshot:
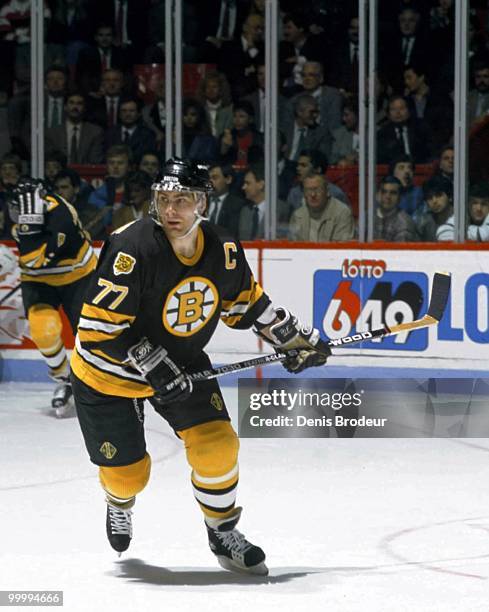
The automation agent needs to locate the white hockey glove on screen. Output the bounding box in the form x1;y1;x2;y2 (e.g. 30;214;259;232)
128;337;193;404
254;307;331;374
16;181;47;235
0;244;17;277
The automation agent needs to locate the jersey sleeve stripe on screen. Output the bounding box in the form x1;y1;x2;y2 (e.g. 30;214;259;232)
80;304;136;325
78;317;131;334
77;328;125;343
75;336;145;382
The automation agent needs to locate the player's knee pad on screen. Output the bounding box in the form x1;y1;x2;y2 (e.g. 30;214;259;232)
27;304;63;353
99;453;151;500
179;420;239;478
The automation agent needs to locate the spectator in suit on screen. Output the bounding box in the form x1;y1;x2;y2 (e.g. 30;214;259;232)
195;0;250;62
330;97;359;166
219;100;263;170
138;152;160;181
76;24;130;96
282;94;332;162
88;145;133;232
377;95;433;164
286;61;342;135
403;63;453;153
467;183;489;242
207;163;245;236
53;168;106;240
389;155;424;217
105;96;156;162
142;77;166;147
46;0;92;67
289;173;355;242
181;98;218;164
46;92;105;165
87;69;125;130
328;15;359;95
416;175;453;241
374;175;418;241
239;163;290;239
44;67;67;130
381;6;431;92
196;71;234;139
243;61;289;134
86;0;151;62
44;150;67;189
433;145;454;184
218;12;264;99
112;170;152;230
287;149;351;210
468;60;489;127
279;11;324;94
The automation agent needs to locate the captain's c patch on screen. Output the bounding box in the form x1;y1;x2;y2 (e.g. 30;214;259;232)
113;252;136;276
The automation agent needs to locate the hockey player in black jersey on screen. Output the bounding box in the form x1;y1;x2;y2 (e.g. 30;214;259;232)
71;158;330;575
7;178;97;417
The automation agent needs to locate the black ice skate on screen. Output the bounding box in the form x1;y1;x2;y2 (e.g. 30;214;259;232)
51;381;74;418
106;497;134;555
205;507;268;576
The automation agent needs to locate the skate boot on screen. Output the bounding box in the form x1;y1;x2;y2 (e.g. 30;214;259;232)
205;507;268;575
106;496;135;555
51;381;75;418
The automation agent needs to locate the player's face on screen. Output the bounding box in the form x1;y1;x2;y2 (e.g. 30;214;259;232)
304;176;329;210
379;184;400;211
107;155;129;178
439;149;454;174
427;192;450;214
156;191;200;237
469;197;489;223
393;162;414;186
54;178;77;202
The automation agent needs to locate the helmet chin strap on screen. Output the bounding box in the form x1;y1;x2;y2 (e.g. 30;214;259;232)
175;207;206;240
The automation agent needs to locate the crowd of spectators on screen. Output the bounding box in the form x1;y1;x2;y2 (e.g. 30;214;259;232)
0;0;488;243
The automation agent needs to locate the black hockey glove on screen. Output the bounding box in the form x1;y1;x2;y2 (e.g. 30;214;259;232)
16;181;47;236
254;307;331;374
127;337;193;404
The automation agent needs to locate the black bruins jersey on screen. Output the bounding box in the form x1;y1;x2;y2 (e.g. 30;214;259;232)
14;194;97;286
71;218;271;398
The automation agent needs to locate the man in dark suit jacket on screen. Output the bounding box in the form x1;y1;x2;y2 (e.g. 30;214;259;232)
377;95;433;164
194;0;250;61
207;163;245;237
46;93;105;165
86;0;151;61
76;24;130;96
87;69;125;130
105;96;156;162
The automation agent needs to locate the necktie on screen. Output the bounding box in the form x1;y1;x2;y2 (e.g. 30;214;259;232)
70;125;79;163
401;126;411;155
101;49;108;72
115;0;124;45
221;0;231;39
209;197;219;223
123;128;130;143
403;37;414;64
52;99;61;128
251;206;259;239
293;128;306;161
109;98;116;128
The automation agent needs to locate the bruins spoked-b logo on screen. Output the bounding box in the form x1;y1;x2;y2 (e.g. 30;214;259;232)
163;276;218;337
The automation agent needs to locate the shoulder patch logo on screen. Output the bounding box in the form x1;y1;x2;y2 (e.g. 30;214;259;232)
100;441;117;460
210;392;224;411
113;251;136;276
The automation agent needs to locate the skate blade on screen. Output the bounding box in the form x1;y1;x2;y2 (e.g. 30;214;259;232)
217;555;269;576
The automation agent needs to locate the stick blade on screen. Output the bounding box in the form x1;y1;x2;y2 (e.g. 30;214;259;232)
426;272;451;321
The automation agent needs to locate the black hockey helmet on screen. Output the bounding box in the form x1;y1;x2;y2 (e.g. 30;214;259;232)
153;157;213;194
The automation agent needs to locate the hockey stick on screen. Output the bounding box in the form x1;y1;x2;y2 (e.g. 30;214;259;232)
188;272;451;382
0;283;21;307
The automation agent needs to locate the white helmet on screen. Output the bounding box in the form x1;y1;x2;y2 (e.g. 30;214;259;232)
0;244;17;277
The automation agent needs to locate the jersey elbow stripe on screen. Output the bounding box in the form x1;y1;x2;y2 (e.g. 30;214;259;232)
81;304;136;326
78;317;130;342
75;336;145;383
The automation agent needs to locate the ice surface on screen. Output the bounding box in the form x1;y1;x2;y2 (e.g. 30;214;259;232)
1;382;489;612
